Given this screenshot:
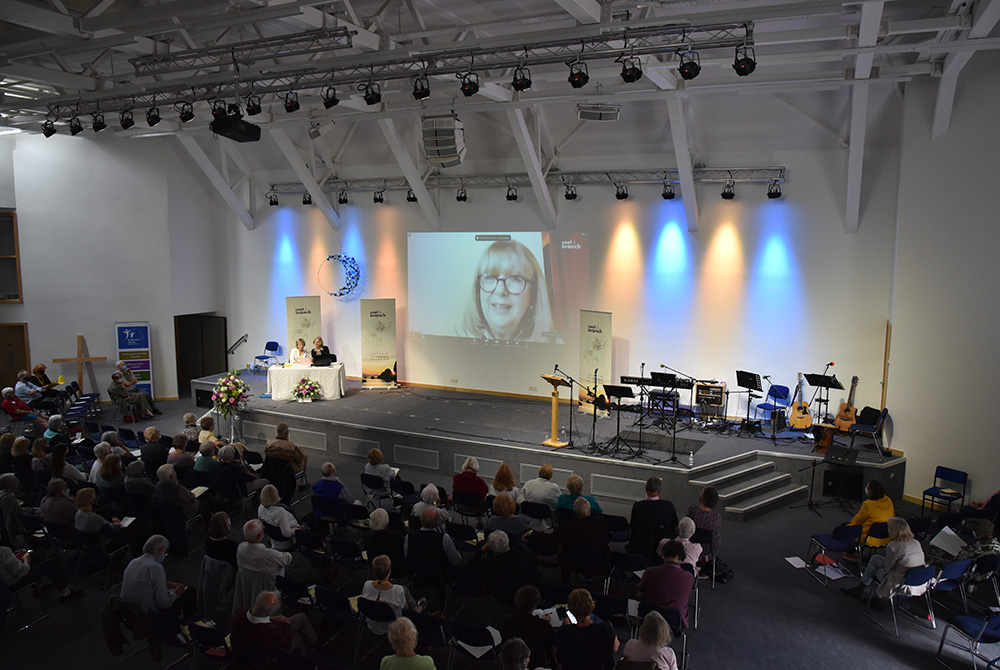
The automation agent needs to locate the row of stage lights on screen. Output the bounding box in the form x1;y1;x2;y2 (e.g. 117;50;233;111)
40;44;757;136
267;179;781;206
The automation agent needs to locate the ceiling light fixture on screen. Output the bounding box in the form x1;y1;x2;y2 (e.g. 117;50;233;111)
456;186;467;202
767;180;782;199
268;192;279;206
458;72;479;97
42;119;57;137
68;115;83;136
321;86;339;109
406;189;417;202
373;189;385;204
337;190;348;205
678;51;701;80
721;179;736;200
283;91;300;113
512;65;532;92
733;44;756;76
361;80;381;106
119;109;135;129
615;183;629;200
567;61;590;88
564;184;577;200
211;99;228;120
92;112;107;133
244;94;262;115
178;102;195;123
506;185;518;202
302;193;312;205
146;106;161;127
620;56;643;83
661;183;675;200
411;73;431;101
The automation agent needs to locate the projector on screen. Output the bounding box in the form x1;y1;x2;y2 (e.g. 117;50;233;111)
210;115;261;143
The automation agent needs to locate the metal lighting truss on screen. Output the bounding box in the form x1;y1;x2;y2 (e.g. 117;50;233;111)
268;167;784;194
39;21;752;119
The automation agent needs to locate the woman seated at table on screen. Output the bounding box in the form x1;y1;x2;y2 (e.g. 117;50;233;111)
310;336;331;359
289;338;310;364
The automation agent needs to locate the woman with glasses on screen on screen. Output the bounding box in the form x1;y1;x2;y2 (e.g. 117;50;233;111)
457;239;558;343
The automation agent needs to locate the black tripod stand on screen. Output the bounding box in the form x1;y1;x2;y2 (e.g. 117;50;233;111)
601;384;640;459
735;370;763;437
790;460;825;517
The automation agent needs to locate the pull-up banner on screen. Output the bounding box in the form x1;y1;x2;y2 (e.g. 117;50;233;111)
115;322;153;397
578;309;611;415
361;298;397;388
285;296;322;360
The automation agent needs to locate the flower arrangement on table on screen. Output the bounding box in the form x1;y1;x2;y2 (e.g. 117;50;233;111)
293;378;322;401
212;370;252;418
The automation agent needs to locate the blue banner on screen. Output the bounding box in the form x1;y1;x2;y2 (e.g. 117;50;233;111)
115;322;153;397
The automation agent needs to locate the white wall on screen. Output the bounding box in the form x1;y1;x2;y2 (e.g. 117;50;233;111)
888;51;1000;501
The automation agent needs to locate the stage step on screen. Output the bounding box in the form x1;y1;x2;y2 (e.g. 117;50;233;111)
716;472;791;505
723;483;809;521
687;451;757;481
689;460;776;489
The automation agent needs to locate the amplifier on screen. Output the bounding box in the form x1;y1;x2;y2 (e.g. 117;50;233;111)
695;382;725;407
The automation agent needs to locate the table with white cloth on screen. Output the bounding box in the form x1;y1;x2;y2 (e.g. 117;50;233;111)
266;363;347;401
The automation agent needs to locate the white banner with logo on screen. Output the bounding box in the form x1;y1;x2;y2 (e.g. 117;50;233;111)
285;296;322;360
361;298;397;388
578;309;612;415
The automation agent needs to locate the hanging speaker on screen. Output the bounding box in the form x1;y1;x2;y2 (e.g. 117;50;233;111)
422;114;466;168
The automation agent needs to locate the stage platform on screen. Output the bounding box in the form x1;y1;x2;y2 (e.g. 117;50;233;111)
191;372;905;521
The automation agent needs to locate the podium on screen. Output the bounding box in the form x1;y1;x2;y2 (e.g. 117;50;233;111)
541;374;571;448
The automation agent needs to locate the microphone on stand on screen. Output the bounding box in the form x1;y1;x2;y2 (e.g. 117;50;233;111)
660;363;668;369
763;375;771;380
828;362;835;366
554;364;558;373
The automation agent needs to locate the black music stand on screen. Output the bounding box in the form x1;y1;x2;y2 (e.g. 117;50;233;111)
602;384;639;458
648;371;677;430
804;373;843;424
735;370;763;437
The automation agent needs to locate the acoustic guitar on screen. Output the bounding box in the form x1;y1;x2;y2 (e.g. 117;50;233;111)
834;376;860;432
788;373;813;429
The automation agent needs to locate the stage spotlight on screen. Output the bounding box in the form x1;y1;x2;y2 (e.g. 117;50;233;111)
406;189;417;202
146;106;161;127
227;103;242;118
512;66;532;92
268;192;279;206
337;190;348;205
92;112;107;133
68;116;83;136
244;95;262;115
411;74;431;101
733;45;756;77
678;51;701;80
661;183;675;200
459;72;479;97
361;81;381;106
178;102;195;123
321;86;339;109
506;185;518;202
456;187;468;202
302;193;312;205
767;180;782;199
373;190;384;204
211;100;228;120
620;57;643;83
42;119;57;137
567;61;589;88
564;184;577;200
721;179;736;200
119;109;135;129
283;91;300;113
615;183;629;200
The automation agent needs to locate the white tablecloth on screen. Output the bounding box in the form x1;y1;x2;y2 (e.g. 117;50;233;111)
266;364;347;401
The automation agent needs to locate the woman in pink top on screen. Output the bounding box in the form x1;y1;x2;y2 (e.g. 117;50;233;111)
622;611;679;670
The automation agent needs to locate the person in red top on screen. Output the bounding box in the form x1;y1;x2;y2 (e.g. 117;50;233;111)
453;456;489;501
230;590;316;656
2;387;49;430
637;539;695;628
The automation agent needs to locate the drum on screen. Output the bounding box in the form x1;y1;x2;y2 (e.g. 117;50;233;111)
812;423;835;453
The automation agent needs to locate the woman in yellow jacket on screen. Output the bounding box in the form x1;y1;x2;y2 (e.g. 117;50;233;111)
847;480;894;547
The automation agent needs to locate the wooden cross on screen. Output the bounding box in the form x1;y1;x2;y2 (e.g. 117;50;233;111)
53;335;107;391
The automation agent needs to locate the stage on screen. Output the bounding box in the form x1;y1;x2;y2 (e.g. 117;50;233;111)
191;372;905;521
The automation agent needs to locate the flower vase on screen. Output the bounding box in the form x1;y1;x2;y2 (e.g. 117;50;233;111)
297;398;312;403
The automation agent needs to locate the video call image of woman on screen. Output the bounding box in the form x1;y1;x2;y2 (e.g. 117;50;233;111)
456;239;560;343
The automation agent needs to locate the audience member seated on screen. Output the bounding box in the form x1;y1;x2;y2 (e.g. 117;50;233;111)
140;427;169;476
43;415;70;445
49;442;86;485
30;437;50;474
621;610;679;670
453;456;488;502
499;585;554;669
928;518;1000;569
938;487;1000;530
10;437;32;470
115;360;161;414
489;462;524;503
74;487;128;547
554;588;619;670
109;371;155;420
258;484;305;551
124;460;155;496
687;486;722;561
205;511;239;571
628;476;679;561
486;493;530;545
845;479;894;551
479;530;545;592
500;638;533;670
365;508;407;574
120;534;196;617
0;543;80;602
664;517;703;570
555;474;602;515
364;448;396;500
410;484;449;523
89;442;112;484
0;432;13;469
264;423;308;475
637;540;695;629
841;517;924;605
101;431;131;460
15;369;58;411
380;617;435;670
556;498;610;578
0;473;27;544
2;386;49;430
522;464;561;532
154;463;201;520
361;554;424;635
238;519;292;577
312;461;355;504
199;416;227;449
194;442;221;476
218;445;268;493
405;507;462;585
40;478;78;528
99;453;127;490
230;589;317;656
167;435;195;469
28;363;58;395
180;413;200;444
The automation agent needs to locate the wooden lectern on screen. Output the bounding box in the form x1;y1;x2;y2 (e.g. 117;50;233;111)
541;373;571;448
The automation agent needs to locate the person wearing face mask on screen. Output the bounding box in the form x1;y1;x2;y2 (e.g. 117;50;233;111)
120;534;197;618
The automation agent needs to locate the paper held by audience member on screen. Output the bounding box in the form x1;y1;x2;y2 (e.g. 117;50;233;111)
785;556;807;568
930;526;967;557
191;486;209;498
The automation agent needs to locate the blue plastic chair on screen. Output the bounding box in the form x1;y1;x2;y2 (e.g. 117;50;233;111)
254;341;280;372
935;611;1000;669
755;384;791;423
866;564;937;637
932;558;974;614
849;407;889;457
808;524;863;585
922;466;968;516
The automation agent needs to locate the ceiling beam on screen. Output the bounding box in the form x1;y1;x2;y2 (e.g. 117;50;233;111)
552;0;601;24
4;1;80;36
177;135;255;231
666;96;699;233
83;0;119;19
507;108;557;229
377;118;440;229
0;62;98;91
268;127;340;230
844;81;870;233
854;2;884;80
771;94;848;146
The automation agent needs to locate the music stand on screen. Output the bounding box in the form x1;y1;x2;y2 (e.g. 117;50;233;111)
602;384;638;458
735;370;763;436
804;373;843;424
540;374;571;448
648;371;677;430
